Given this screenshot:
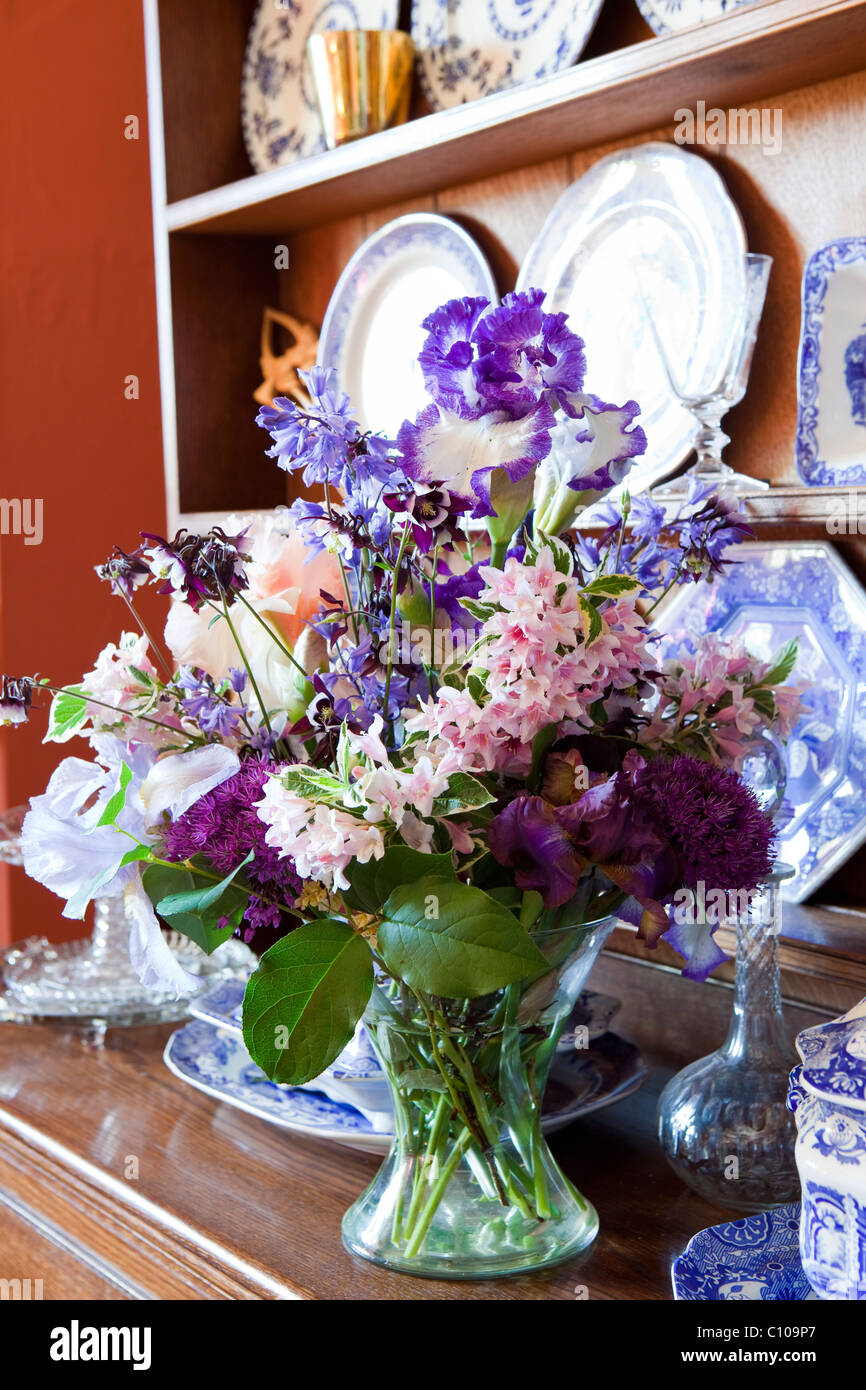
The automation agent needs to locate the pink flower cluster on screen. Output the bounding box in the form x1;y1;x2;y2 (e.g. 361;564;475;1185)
641;632;810;767
406;549;653;777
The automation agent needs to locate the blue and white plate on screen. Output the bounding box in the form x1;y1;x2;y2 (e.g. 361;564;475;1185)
411;0;604;110
318;213;497;435
796;239;866;486
673;1204;817;1300
517;143;747;498
190;977;624;1117
165;1017;647;1154
241;0;399;172
656;541;866;904
635;0;760;37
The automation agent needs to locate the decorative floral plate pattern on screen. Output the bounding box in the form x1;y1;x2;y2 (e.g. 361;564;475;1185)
317;213;498;435
796;239;866;486
516;142;747;497
242;0;399;172
672;1205;818;1300
656;541;866;903
634;0;760;37
165;1017;647;1155
411;0;604;109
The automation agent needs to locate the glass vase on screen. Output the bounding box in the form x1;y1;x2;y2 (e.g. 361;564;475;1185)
342;916;615;1278
657;864;800;1211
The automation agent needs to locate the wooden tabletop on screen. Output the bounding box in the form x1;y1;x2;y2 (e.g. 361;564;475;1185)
0;1017;750;1301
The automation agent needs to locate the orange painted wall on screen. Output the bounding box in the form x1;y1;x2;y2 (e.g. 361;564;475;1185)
0;0;166;946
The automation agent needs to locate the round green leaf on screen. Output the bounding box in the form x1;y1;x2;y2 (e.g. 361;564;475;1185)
242;919;373;1085
379;876;548;998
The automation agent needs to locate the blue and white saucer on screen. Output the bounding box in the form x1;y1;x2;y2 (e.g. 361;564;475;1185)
412;0;604;110
672;1205;818;1300
165;1016;646;1154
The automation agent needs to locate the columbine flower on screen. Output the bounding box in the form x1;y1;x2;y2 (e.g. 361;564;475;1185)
383;483;468;551
141;527;250;611
163;759;302;936
0;675;33;726
95;546;150;599
175;666;247;739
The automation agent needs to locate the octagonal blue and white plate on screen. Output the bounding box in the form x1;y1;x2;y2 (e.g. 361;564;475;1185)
241;0;399;172
656;541;866;903
318;213;498;436
411;0;605;110
165;1016;646;1155
796;238;866;486
672;1204;817;1300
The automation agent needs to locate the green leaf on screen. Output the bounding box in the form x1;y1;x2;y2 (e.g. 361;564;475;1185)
96;762;133;828
378;877;548;998
281;766;348;805
142;863;240;955
763;637;799;688
458;598;495;622
578;596;603;646
582;575;642;598
119;843;153;868
430;771;495;818
242;919;373;1085
529;723;558;792
342;845;456;915
44;685;88;744
155;849;254;917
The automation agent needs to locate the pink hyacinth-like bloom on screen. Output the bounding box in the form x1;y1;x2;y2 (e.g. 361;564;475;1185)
407;548;653;776
255;777;385;892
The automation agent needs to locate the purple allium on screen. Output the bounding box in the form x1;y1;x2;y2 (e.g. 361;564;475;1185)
625;753;775;893
0;675;33;726
162;759;301;938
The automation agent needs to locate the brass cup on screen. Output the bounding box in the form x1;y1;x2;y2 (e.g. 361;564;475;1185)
306;30;415;149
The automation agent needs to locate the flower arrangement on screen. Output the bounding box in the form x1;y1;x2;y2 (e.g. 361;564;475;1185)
4;290;807;1276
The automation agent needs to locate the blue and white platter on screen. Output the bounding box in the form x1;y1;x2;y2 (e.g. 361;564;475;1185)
165;1015;647;1155
656;541;866;904
241;0;399;172
672;1204;817;1300
517;143;747;498
411;0;604;110
796;238;866;486
635;0;760;38
318;213;498;436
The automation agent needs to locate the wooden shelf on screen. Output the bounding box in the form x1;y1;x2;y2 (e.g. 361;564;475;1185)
163;0;866;237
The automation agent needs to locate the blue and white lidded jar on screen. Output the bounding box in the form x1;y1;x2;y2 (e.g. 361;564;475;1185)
788;1000;866;1300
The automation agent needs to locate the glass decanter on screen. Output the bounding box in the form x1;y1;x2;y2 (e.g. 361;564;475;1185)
657;862;799;1211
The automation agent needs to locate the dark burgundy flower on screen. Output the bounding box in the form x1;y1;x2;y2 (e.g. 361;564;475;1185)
0;675;33;726
95;546;150;599
141;527;251;611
